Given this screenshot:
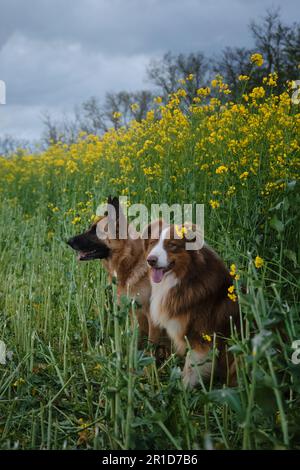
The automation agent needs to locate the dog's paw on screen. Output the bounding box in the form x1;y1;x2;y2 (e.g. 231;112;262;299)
182;350;212;388
154;345;169;366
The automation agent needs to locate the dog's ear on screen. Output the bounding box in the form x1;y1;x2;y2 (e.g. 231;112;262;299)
107;195;119;215
141;221;153;241
106;196;127;237
141;223;152;252
112;197;120;214
106;196;118;221
181;222;204;251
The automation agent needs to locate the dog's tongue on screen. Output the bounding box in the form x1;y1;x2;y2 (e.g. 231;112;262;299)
151;268;164;283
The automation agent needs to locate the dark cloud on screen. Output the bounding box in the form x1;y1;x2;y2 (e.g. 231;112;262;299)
0;0;299;139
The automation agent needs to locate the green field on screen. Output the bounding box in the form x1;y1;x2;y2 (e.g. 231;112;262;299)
0;79;299;449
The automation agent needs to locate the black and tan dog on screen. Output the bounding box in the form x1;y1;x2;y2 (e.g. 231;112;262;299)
67;196;169;354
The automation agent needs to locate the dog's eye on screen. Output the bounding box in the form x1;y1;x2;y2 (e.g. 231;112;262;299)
168;241;180;252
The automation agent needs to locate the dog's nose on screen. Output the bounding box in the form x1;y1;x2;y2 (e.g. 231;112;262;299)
147;255;158;267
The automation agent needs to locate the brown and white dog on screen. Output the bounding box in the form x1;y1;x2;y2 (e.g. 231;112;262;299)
143;220;240;387
67;197;169;353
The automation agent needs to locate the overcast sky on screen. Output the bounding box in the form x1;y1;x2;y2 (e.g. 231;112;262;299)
0;0;299;140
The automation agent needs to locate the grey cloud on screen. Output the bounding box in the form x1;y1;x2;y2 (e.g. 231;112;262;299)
2;0;298;56
1;34;149;106
0;0;299;139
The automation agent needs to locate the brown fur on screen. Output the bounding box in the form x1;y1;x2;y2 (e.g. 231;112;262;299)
143;222;240;386
68;198;170;355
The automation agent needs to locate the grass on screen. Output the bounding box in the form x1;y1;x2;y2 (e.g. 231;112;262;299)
0;78;299;449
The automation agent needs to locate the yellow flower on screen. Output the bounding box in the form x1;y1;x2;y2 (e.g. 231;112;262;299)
197;87;211;96
230;264;240;281
130;103;139;112
186;73;194;81
78;417;92;428
228;285;237;302
71;216;81;225
91;214;102;224
216;165;228;174
47;231;54;240
228;293;237;302
112;111;122;119
202;333;212;343
154;96;162;104
263;72;278;87
238;75;250;81
177;88;187;98
230;264;236;276
174;225;187;239
250;53;264;67
227;186;236;197
249;86;265;100
239;171;249;180
54;159;65;166
13;378;25;387
254;256;264;269
209;200;220;209
77;418;94;445
66;160;78;173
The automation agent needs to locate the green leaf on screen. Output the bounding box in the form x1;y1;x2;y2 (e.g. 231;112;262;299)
269;215;284;233
284;249;297;268
255;386;277;417
228;344;245;355
207;388;243;420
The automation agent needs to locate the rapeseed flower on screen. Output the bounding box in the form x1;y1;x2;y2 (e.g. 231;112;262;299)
174;225;188;239
209;200;220;209
250;53;264;67
254;256;264;268
238;75;250;81
202;333;212;343
215;165;228;174
71;216;81;225
228;285;237;302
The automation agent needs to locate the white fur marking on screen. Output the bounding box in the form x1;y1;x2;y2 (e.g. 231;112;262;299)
148;227;169;268
164;318;182;342
182;349;212;388
150;272;178;329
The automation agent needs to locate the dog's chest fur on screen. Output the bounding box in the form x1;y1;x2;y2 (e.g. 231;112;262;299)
150;273;184;350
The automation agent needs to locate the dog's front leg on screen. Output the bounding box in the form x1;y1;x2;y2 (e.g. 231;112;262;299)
182;345;212;388
147;316;170;364
147;317;161;344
